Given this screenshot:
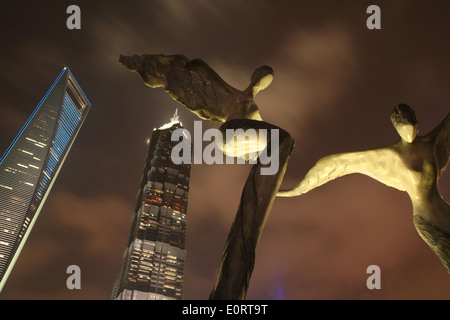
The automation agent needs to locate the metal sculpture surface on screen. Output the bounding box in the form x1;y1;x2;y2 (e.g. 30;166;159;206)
278;104;450;273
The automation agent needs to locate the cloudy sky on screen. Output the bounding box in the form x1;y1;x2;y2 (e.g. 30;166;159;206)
0;0;449;300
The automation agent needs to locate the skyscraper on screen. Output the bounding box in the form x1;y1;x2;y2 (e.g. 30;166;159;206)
0;67;91;291
112;110;191;300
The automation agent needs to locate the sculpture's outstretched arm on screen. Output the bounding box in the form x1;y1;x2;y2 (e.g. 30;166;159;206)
119;54;272;122
277;147;398;197
430;113;450;176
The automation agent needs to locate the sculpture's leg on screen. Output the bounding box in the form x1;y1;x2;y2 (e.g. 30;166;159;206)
209;119;294;300
413;215;450;273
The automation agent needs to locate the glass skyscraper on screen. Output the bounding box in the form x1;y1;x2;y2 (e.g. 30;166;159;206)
0;67;91;291
112;110;191;300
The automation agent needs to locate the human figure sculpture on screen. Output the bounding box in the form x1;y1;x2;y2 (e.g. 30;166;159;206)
278;104;450;273
119;54;295;299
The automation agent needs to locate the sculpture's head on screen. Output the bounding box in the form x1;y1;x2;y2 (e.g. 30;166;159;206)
390;104;419;143
249;65;274;98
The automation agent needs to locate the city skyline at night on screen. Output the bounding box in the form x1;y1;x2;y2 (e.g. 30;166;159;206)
0;1;448;300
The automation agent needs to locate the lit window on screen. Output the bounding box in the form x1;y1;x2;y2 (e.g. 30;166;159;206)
20;149;33;155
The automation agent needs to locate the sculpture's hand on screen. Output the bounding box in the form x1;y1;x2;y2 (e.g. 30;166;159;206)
430;113;450;176
119;54;179;89
119;54;141;72
277;147;398;197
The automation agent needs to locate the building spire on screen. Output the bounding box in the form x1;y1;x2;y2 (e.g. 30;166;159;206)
158;108;182;130
171;108;179;123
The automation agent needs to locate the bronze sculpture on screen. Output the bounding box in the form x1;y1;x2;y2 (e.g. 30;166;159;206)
120;53;449;301
278;104;450;273
119;54;273;122
119;54;295;299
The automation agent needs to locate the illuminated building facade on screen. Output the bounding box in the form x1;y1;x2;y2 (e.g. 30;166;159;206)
112;110;191;300
0;67;91;291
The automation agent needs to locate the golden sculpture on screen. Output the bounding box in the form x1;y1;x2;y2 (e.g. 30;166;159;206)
119;54;273;122
278;104;450;273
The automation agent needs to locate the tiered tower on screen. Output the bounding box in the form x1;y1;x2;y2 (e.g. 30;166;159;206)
112;110;191;300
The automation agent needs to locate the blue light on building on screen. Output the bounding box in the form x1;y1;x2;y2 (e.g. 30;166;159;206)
0;67;92;291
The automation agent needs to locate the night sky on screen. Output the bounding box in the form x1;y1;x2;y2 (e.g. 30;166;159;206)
0;0;449;300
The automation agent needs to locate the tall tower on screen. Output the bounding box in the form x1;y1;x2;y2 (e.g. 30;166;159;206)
112;110;191;300
0;67;91;291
